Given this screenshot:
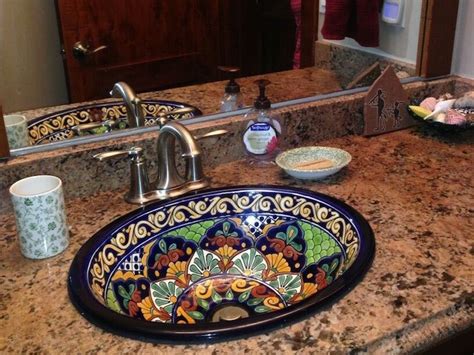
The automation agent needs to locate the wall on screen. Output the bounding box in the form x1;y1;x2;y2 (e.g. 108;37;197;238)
0;0;68;113
451;0;474;79
318;1;422;64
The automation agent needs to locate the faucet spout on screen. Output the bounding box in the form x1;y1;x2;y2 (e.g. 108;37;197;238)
155;122;206;192
110;82;145;128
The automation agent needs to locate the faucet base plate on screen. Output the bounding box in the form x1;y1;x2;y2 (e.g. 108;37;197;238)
141;179;209;204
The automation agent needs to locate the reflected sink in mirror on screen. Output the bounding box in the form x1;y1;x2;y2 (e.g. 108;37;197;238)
68;186;375;343
27;100;201;145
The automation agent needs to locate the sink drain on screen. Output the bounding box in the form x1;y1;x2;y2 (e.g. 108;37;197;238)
211;304;250;322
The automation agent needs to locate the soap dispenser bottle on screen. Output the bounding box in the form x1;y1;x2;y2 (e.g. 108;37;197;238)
218;66;243;112
242;79;282;162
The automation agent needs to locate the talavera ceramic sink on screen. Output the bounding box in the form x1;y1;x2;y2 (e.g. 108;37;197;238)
68;186;375;343
27;100;201;145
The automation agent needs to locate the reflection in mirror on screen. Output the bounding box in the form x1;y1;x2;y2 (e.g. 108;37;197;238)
26;100;201;146
316;0;421;88
0;0;424;156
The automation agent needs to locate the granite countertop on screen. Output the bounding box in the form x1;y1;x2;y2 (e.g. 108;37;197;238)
0;129;473;353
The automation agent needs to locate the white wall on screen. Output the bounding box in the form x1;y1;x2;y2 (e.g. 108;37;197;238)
318;0;422;64
0;0;68;113
451;0;474;79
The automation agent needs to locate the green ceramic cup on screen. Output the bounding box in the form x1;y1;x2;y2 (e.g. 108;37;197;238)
9;175;69;259
4;114;30;149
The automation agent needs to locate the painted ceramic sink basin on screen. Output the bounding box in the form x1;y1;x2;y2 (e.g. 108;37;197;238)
68;186;375;343
27;100;201;145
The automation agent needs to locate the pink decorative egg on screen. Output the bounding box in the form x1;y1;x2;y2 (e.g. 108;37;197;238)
420;97;437;112
445;109;467;125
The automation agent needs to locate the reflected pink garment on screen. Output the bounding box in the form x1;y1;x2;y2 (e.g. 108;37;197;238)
321;0;380;47
291;0;302;69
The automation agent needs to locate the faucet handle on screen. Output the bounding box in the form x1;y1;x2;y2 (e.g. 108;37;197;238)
72;120;115;135
94;147;143;161
162;107;195;116
194;129;228;140
156;107;195;128
94;147;150;205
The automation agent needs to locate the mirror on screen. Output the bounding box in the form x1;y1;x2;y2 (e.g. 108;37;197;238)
0;0;433;156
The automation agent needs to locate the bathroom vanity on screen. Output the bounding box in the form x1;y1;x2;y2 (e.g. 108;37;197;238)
0;75;472;353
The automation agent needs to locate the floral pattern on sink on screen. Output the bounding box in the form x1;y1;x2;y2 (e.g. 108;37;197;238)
106;218;344;323
27;100;201;145
82;187;368;327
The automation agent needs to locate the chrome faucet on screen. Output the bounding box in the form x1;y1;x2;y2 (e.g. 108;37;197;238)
110;82;145;128
147;122;209;200
94;122;227;204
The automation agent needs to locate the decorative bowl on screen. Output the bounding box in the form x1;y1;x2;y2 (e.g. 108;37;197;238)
68;186;374;343
407;103;474;133
276;147;352;180
27;100;201;145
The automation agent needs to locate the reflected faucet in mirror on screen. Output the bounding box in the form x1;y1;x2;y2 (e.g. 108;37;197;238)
94;122;228;204
69;81;146;135
154;107;196;129
70;82;196;138
109;82;145;128
71;120;116;136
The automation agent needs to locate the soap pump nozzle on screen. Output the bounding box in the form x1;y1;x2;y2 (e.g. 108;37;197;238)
218;66;243;112
254;79;271;110
218;66;241;94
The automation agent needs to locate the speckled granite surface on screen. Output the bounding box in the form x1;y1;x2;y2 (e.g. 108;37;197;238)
454;77;474;97
0;128;473;354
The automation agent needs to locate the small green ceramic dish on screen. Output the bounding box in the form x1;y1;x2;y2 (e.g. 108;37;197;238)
276;147;352;180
